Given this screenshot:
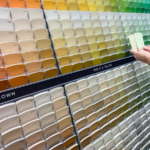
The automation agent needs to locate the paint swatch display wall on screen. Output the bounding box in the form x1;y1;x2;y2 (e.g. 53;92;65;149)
0;0;59;91
42;0;150;75
0;62;150;150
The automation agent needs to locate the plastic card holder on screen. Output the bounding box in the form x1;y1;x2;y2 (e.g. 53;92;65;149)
22;51;39;63
58;56;70;66
49;87;64;101
82;96;92;108
71;100;83;113
36;39;51;49
80;87;90;99
6;64;25;77
87;112;97;123
24;60;42;73
68;91;80;104
61;125;74;140
80;11;90;20
40;112;56;129
16;97;35;114
51;28;63;39
91;12;98;20
53;38;66;48
25;130;43;147
96;73;106;83
90;84;99;94
66;36;77;46
48;19;61;29
65;82;78;94
99;80;108;90
0;31;16;42
34;29;48;39
76;117;87;130
61;19;73;28
16;30;33;41
101;19;109;27
31;19;46;29
50;143;63;150
4;139;25;150
0;103;17;120
103;131;112;144
92;91;101;103
56;106;69;120
77;79;88;90
0;7;10;19
64;28;75;37
0;115;20;133
87;76;97;86
0;19;14;31
14;19;31;30
43;123;58;139
10;8;28;19
64;135;76;149
1;126;22;145
19;108;37;125
58;116;71;131
34;92;51;107
92;19;101;27
70;11;81;20
37;102;53;118
83;19;92;27
72;19;83;28
28;140;46;150
74;109;85;122
28;9;43;19
19;40;36;52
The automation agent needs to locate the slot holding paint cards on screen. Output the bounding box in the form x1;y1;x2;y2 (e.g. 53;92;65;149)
0;7;59;90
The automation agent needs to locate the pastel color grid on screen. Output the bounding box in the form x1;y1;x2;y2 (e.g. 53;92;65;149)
0;5;58;90
0;87;79;150
65;62;150;149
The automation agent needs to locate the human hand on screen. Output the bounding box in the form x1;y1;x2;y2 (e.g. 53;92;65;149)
143;46;150;53
130;49;150;65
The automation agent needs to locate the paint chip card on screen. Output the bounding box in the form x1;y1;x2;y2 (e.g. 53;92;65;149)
128;35;138;51
134;33;144;49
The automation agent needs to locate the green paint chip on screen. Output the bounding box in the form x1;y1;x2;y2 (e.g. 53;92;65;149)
102;56;110;63
124;51;130;57
136;8;140;13
118;0;123;6
131;7;135;13
119;6;125;12
117;52;124;59
112;6;118;12
123;1;129;7
110;54;117;61
110;0;117;6
125;7;131;12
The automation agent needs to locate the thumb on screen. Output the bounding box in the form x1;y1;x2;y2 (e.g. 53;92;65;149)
130;49;137;55
143;46;150;51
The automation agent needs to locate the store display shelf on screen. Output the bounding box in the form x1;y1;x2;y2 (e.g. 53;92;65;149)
0;56;135;104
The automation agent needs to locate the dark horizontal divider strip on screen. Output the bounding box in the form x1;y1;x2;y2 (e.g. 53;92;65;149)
0;56;135;103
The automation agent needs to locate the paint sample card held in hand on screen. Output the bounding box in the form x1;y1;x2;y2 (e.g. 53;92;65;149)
129;32;144;51
134;33;144;49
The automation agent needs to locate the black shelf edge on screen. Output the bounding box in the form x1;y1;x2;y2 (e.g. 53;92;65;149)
0;56;135;104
